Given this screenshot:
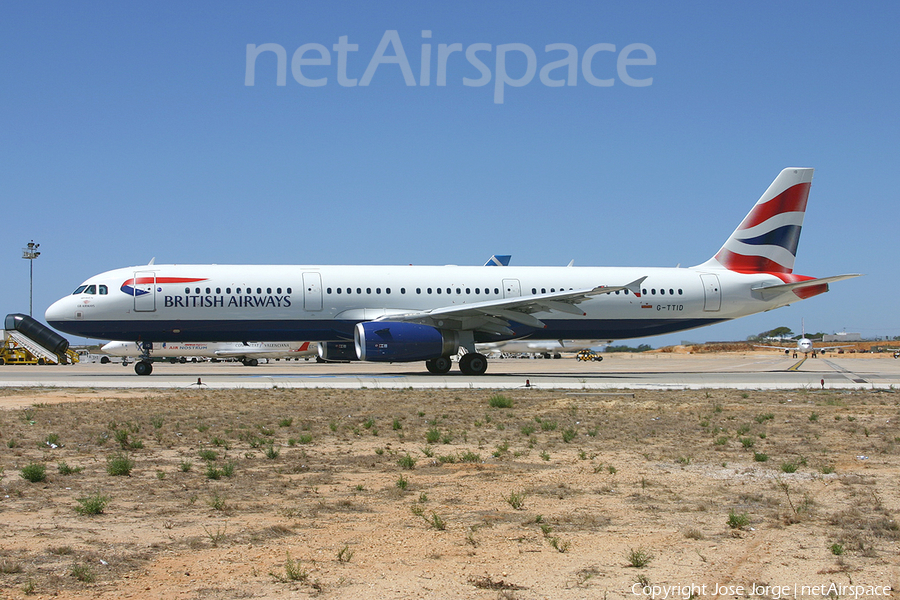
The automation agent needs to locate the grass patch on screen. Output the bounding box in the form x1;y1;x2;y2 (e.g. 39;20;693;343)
106;453;135;476
75;492;110;515
20;463;47;483
488;394;514;408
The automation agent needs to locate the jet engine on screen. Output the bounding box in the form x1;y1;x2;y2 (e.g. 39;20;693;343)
317;341;358;362
354;322;459;362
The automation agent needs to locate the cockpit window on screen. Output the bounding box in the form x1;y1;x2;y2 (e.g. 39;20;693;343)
84;285;97;294
99;285;108;295
72;285;87;295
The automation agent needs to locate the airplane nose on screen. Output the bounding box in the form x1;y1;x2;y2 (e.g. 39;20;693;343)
45;296;71;323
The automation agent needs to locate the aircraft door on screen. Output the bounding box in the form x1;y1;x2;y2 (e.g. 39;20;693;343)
700;273;721;312
502;279;521;298
302;272;323;312
133;271;156;312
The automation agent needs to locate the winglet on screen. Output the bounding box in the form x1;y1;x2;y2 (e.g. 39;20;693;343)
484;255;511;266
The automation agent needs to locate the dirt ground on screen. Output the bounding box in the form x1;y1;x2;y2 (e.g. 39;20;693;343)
0;387;898;599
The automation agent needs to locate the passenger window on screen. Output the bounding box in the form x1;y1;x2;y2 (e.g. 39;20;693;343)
416;288;421;294
195;288;201;294
401;288;406;294
427;288;432;294
466;288;471;294
669;289;674;295
357;288;362;294
237;288;242;294
286;288;292;294
376;288;381;294
226;288;232;294
206;288;211;294
678;289;683;295
184;287;190;294
494;288;499;294
257;288;262;294
642;289;647;295
436;288;442;294
367;288;372;294
277;288;282;294
660;289;665;295
475;288;480;294
336;288;341;294
652;289;656;295
386;288;391;294
456;288;461;294
216;288;221;294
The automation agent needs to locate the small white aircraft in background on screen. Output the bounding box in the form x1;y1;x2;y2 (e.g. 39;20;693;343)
754;321;853;358
100;340;316;366
477;339;606;358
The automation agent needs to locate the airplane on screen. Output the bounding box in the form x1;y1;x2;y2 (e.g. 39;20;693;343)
754;320;853;358
477;339;606;358
45;168;860;376
100;340;316;365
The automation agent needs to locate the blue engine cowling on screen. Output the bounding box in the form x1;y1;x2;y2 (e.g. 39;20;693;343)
317;341;358;362
354;322;459;362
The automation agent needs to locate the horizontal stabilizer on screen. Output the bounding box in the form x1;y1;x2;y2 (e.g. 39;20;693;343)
751;274;862;301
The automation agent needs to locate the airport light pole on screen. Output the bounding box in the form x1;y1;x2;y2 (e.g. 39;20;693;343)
22;240;41;317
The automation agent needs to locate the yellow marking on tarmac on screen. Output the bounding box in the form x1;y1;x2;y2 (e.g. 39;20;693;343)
787;358;807;371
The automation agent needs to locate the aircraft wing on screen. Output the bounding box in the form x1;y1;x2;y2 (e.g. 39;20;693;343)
754;344;793;351
372;277;646;335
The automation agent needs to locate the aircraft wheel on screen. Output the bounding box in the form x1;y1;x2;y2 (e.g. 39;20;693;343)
134;361;153;376
425;356;452;374
459;353;488;375
244;358;258;367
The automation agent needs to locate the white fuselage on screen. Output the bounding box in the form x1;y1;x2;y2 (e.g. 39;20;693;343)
101;340;315;359
46;263;804;344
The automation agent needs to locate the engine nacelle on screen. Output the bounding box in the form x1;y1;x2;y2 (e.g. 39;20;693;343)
354;322;459;362
317;341;358;362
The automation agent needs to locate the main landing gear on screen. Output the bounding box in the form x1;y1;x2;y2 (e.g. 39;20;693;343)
135;341;153;376
425;352;489;375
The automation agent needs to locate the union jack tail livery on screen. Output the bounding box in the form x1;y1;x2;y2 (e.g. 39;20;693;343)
699;168;813;274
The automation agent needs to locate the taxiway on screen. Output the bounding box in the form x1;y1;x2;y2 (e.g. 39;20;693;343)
1;354;898;390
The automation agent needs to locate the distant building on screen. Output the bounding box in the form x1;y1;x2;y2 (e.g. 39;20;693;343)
823;332;861;342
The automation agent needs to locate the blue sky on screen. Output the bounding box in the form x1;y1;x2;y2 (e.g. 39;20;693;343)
2;1;897;346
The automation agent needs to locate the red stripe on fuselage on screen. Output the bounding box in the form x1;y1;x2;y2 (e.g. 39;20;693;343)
122;277;208;286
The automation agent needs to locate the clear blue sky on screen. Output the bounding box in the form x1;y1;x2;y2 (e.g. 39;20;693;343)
2;1;897;346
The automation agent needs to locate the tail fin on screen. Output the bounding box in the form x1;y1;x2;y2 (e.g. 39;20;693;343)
697;168;814;273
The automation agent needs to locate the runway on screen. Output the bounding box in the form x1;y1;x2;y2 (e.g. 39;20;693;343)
1;353;898;390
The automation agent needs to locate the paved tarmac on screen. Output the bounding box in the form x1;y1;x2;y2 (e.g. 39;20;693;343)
1;353;898;390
